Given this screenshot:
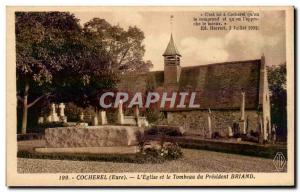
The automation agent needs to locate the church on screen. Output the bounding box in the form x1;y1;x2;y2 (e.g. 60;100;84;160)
117;33;272;142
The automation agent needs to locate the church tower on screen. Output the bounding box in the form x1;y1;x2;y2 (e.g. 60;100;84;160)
163;34;182;87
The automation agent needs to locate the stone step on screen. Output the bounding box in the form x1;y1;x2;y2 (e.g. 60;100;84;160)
35;146;140;155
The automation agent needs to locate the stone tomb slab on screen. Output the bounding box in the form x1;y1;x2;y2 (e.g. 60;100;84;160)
45;125;141;148
35;146;140;155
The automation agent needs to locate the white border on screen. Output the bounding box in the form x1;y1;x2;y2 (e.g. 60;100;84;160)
1;0;298;191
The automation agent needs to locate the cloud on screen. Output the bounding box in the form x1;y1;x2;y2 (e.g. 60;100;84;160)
178;29;283;66
144;33;170;71
74;10;286;68
224;30;264;60
111;12;143;28
180;36;229;64
74;11;143;29
225;30;282;61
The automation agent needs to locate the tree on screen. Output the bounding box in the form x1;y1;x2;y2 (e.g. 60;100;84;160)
16;14;153;133
57;18;152;111
83;18;153;72
267;64;287;140
16;12;82;134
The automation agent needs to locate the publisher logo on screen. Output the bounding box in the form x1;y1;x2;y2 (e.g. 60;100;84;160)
273;152;286;171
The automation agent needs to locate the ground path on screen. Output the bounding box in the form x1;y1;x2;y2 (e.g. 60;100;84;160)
17;149;285;173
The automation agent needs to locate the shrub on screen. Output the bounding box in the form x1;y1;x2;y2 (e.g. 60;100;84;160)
64;102;96;122
145;125;184;136
145;108;164;123
28;122;65;134
140;141;183;163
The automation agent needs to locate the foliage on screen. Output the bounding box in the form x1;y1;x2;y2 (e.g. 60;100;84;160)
16;12;82;85
64;102;96;122
16;12;83;133
140;141;183;163
267;64;287;140
16;12;152;133
144;125;184;136
35;122;66;133
83;18;153;72
145;108;164;123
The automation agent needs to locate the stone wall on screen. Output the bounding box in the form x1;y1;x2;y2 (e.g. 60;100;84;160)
166;110;259;137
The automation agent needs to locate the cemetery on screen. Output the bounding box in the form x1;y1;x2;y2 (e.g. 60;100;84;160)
15;12;287;172
17;97;285;164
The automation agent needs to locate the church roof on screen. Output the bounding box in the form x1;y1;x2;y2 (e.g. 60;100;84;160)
163;34;181;57
117;59;261;110
177;60;260;110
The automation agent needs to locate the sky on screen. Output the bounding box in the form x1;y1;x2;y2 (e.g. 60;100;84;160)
74;10;286;71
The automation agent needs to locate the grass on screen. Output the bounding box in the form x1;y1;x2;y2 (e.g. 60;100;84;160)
177;141;287;159
18;150;154;164
17;149;181;164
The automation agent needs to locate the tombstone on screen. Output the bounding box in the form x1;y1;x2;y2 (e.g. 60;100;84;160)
47;103;59;122
38;116;44;124
58;103;67;122
228;126;233;137
239;120;246;135
232;122;240;137
134;105;141;127
117;100;124;124
134;105;140;118
207;108;212;139
258;115;264;144
58;103;65;117
99;111;107;125
79;112;84;122
92;115;98;126
144;120;149;127
240;91;245;120
271;124;277;144
239;91;246;134
46;115;52;123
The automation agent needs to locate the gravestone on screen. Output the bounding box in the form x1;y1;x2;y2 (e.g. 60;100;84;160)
207;108;212;139
117;101;124;124
239;91;246;134
38;116;44;124
92;115;98;126
79;112;84;121
99;111;107;125
47;103;59;122
134;105;141;127
58;103;67;122
228;126;233;137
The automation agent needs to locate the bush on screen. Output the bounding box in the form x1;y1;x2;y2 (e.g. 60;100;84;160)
145;108;164;123
162;142;183;160
145;125;184;136
140;141;183;163
27;122;65;134
64;103;95;122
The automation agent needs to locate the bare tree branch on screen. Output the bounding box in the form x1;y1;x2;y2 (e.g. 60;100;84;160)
17;95;24;103
27;92;52;108
118;47;130;67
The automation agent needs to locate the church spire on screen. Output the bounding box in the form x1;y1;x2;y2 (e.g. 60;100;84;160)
163;34;181;57
163;15;182;87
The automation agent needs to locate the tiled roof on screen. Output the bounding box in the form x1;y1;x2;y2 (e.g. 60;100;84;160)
117;59;261;110
162;34;181;57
